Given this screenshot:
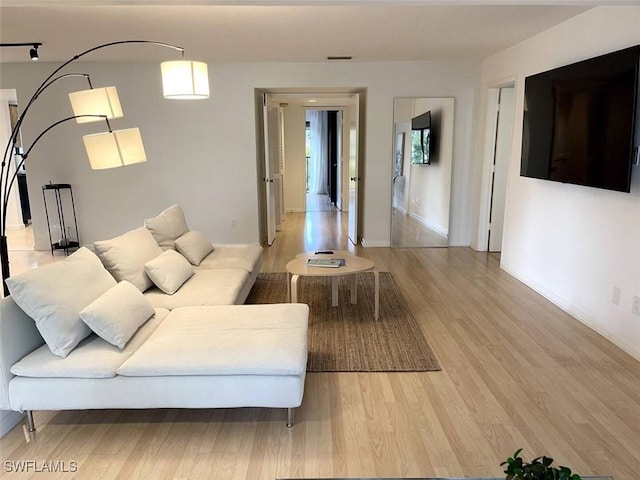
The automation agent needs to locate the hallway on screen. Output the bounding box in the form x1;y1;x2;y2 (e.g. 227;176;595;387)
262;208;352;272
305;193;336;213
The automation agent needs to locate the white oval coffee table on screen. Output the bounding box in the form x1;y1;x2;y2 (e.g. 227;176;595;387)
285;250;379;320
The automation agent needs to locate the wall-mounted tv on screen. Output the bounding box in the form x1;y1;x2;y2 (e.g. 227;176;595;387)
521;45;640;193
411;110;431;165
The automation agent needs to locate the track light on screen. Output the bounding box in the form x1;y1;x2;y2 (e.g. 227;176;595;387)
30;45;39;61
0;42;43;61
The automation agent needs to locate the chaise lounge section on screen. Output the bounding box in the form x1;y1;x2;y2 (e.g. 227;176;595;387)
1;300;309;431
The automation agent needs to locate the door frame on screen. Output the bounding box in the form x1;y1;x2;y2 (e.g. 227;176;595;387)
475;76;518;253
487;85;515;252
255;88;365;246
0;90;28;231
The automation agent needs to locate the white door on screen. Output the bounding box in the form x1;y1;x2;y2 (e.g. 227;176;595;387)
347;94;360;245
335;110;343;211
488;87;515;252
274;108;285;231
262;96;281;245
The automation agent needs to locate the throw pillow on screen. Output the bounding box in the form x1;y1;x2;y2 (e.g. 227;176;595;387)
175;230;214;266
80;281;155;349
6;247;117;357
94;227;163;292
144;204;189;250
144;249;194;294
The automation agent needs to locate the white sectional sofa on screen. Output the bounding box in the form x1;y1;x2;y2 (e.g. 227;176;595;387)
96;205;264;309
0;205;309;434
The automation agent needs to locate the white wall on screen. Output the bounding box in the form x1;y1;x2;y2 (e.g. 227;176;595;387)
0;60;478;251
474;6;640;360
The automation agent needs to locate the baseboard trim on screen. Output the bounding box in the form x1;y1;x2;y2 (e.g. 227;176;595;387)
501;261;640;362
0;410;24;439
407;212;449;237
447;241;471;247
361;239;391;248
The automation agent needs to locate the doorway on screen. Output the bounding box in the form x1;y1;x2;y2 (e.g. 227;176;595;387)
1;90;34;252
256;90;363;247
305;110;341;213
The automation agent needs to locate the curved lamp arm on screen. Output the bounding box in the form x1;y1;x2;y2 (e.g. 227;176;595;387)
2;41;182;171
0;40;187;296
1;73;93;211
0;113;106;296
2;74;91;175
3;114;107;216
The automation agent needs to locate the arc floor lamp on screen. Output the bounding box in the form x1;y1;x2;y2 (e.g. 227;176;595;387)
0;40;210;296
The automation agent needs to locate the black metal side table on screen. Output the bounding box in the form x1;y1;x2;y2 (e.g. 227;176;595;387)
42;182;79;255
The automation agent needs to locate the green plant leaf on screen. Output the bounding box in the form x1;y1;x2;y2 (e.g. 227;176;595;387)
500;449;583;480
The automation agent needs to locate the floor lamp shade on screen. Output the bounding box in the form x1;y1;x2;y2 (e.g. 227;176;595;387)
69;86;124;123
161;60;209;99
83;128;147;170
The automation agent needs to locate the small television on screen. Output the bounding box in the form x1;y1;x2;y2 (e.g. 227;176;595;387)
411;110;431;165
521;45;640;193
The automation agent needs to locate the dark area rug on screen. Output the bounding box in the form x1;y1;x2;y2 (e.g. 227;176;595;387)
245;272;441;372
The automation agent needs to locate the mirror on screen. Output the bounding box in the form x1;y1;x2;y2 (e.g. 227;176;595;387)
391;97;454;247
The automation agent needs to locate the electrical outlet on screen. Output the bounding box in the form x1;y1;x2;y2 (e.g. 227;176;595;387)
633;295;640;316
231;219;237;229
612;286;621;306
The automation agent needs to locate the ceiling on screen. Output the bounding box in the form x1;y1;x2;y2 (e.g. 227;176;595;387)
0;1;596;64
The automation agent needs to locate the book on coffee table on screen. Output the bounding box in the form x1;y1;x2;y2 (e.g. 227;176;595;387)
307;258;345;268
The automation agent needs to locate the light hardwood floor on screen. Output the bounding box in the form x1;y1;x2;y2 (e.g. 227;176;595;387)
391;209;449;248
305;193;336;213
1;213;639;479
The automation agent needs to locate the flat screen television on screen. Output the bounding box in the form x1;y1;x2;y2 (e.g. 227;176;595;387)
521;45;640;193
411;110;431;165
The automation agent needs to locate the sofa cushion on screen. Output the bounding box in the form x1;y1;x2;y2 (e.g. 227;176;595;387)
196;244;262;273
117;304;309;377
94;227;163;292
80;281;155;349
175;230;214;266
143;269;249;309
144;204;189;250
5;247;117;358
144;250;194;294
11;309;168;379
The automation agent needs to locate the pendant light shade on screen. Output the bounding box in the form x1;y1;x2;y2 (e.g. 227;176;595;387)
69;86;123;123
161;60;209;99
83;128;146;170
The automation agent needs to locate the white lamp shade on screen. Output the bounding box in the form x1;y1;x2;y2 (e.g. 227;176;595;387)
83;128;146;170
161;60;209;99
69;86;124;123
